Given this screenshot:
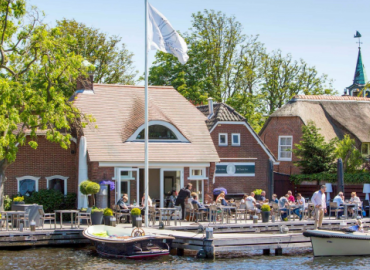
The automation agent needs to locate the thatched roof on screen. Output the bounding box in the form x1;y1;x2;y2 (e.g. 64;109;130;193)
262;95;370;143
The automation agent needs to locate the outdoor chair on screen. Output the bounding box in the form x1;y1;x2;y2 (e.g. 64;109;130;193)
76;208;92;228
353;202;363;218
170;206;182;226
38;208;56;230
235;202;247;222
208;205;217;224
17;208;31;229
246;201;258;220
185;203;195;221
192;203;207;223
271;203;280;220
329;202;342;220
308;204;315;220
114;205;130;224
148;206;158;226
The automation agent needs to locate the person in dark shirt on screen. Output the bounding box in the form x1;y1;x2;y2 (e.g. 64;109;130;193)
117;195;129;210
175;183;192;220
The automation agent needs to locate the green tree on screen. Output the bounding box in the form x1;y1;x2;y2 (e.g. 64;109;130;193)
149;10;336;132
0;0;94;210
56;19;138;86
335;134;364;173
293;121;337;174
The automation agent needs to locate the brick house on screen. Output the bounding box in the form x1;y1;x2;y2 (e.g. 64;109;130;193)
197;99;278;197
259;95;370;175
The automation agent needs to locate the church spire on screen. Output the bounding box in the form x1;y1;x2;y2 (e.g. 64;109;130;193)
353;47;367;85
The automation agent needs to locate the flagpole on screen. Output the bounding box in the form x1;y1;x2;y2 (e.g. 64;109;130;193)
144;0;149;228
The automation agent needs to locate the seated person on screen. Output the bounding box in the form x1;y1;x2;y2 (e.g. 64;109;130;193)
117;194;129;210
278;194;290;220
292;193;305;220
246;192;261;213
287;190;295;203
349;192;362;217
272;194;279;204
168;190;177;208
333;192;345;207
191;195;207;211
259;191;266;203
216;192;228;206
188;192;198;205
240;194;248;204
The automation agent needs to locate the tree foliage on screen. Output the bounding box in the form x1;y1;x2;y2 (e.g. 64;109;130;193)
293;121;337;174
0;0;94;210
56;19;138;86
148;10;336;131
335;134;364;173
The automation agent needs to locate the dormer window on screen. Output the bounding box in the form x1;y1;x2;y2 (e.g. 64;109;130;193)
126;120;188;143
137;125;177;140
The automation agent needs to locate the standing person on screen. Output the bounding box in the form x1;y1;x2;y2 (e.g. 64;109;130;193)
175;183;192;220
312;185;327;229
287;191;295;203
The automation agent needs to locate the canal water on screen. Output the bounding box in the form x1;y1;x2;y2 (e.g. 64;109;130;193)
0;245;369;270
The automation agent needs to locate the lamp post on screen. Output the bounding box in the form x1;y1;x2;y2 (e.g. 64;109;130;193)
325;183;333;203
363;184;370;201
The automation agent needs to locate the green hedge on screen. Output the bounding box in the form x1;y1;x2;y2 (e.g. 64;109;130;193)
290;172;370;185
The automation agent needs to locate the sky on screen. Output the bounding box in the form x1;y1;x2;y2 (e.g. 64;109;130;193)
29;0;370;93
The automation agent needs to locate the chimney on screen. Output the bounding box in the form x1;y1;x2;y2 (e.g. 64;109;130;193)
207;97;214;118
76;60;94;94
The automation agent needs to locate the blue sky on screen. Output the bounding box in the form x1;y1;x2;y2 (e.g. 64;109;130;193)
29;0;370;93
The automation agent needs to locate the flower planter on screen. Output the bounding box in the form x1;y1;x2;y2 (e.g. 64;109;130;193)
13;201;25;205
131;215;140;227
261;211;270;223
103;215;113;226
91;212;103;225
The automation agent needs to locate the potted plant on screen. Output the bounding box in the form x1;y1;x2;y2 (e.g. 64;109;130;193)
261;204;271;223
131;208;141;227
91;207;104;225
13;196;25;205
103;208;114;226
253;189;263;201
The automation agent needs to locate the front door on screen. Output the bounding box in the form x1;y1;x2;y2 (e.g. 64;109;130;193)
160;169;183;208
117;168;140;205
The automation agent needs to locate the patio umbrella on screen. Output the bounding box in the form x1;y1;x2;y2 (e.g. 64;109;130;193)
213;187;227;195
337;158;344;193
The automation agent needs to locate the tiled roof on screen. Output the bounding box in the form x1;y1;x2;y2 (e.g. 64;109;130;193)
293;95;370;101
73;84;220;163
197;103;245;130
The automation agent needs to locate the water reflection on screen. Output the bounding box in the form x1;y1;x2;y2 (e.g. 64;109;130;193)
0;245;370;270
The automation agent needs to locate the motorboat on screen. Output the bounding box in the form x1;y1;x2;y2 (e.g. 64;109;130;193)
303;227;370;256
83;225;174;259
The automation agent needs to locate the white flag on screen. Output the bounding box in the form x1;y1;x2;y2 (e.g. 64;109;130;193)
147;3;189;64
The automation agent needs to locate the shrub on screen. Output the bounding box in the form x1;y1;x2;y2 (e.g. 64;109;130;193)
261;204;271;212
92;206;104;213
13;196;24;202
253;189;262;196
131;208;141;216
103;208;113;216
79;180;91;195
4;195;12;210
86;182;100;195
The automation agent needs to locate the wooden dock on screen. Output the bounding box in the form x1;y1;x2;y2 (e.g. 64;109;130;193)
0;218;368;259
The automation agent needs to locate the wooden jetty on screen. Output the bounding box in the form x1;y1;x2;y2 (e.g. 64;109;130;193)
0;218;368;259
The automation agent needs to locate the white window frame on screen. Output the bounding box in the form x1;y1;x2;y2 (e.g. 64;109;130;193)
16;176;40;195
215;162;255;177
361;143;370;156
231;133;240;146
46;175;69;195
219;133;228;146
278;135;293;161
120;170;135;180
188;168;207;180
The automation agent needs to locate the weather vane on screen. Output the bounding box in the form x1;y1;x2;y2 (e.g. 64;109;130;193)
354;31;362;48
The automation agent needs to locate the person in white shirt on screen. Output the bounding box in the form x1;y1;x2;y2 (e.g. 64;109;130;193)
333;192;344;206
349;192;362;217
246;192;261;213
240;194;248;204
311;185;327;229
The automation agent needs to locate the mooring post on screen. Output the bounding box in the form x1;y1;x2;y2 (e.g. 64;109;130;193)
263;249;270;255
203;239;215;259
275;248;282;256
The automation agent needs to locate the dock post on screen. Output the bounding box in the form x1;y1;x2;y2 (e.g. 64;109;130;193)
177;248;185;256
203;239;215;259
275;248;282;256
263;249;270;255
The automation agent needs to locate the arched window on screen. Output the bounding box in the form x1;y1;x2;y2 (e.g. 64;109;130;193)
16;176;40;196
137;125;177;140
127;120;188;142
46;175;69;195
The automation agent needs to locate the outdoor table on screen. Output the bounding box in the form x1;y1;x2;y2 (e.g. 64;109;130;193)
343;203;356;219
11;204;43;227
156;208;177;225
1;211;26;231
220;206;237;224
54;210;79;229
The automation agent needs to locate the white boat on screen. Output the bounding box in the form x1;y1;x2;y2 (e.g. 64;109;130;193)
83;225;174;259
303;229;370;256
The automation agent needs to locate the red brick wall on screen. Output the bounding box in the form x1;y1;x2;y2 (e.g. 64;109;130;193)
210;124;271;195
260;117;304;175
5;136;78;197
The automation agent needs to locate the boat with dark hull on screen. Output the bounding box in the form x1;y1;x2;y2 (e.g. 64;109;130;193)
83;225;174;259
